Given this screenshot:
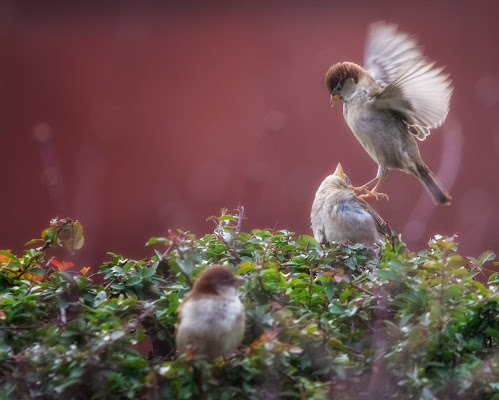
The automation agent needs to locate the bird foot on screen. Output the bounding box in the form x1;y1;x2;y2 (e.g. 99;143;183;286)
348;185;371;195
358;189;389;201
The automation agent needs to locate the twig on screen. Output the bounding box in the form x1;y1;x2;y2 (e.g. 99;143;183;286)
215;229;240;264
271;221;278;235
349;282;375;297
440;248;447;322
180;269;194;288
104;279;115;291
0;325;40;330
161;243;174;259
235;205;245;233
125;305;156;334
308;265;314;307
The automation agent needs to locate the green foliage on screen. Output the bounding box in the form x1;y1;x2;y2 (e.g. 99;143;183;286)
0;213;498;399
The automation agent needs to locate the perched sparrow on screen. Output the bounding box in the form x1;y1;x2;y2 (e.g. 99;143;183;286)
311;163;390;246
175;265;245;360
325;22;452;204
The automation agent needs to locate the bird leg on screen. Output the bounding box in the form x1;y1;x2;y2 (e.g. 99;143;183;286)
348;176;378;192
349;174;389;201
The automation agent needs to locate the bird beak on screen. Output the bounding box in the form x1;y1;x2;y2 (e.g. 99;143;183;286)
234;275;246;287
330;94;341;107
333;163;345;179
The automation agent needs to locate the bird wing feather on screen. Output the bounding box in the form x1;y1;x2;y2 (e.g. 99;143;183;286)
364;22;452;140
354;196;391;238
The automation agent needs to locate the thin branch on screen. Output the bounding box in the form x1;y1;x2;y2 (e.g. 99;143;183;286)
235;205;245;233
180;269;193;288
349;282;375;297
0;325;40;330
161;243;174;259
125;305;156;335
215;229;240;264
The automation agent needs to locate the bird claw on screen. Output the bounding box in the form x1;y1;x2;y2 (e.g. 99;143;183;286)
347;185;368;195
358;190;389;201
348;185;371;196
348;182;389;201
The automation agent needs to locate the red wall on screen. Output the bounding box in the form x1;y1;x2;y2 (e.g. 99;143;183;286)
1;2;498;273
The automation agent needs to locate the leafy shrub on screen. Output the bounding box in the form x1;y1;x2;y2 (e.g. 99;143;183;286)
0;212;498;399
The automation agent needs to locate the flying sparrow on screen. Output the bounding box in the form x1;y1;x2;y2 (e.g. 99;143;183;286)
311;163;390;246
175;265;245;360
325;22;453;204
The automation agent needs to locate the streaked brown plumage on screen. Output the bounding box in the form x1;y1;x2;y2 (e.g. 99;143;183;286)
175;265;245;360
325;22;453;205
311;163;390;246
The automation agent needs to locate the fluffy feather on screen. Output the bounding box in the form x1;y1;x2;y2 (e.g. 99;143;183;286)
175;265;245;360
365;23;453;140
311;169;390;245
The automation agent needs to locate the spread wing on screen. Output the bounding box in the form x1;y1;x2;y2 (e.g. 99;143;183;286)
364;22;453;141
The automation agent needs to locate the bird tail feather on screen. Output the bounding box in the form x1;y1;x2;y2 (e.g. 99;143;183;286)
416;164;452;205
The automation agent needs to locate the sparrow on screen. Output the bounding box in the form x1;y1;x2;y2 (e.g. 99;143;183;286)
311;163;390;246
325;22;453;204
175;265;245;360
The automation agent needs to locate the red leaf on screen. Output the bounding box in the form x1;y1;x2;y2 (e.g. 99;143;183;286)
49;259;62;268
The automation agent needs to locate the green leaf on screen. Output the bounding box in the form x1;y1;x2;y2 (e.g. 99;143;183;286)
484;328;498;338
399;312;414;327
0;250;19;262
297;235;319;248
237;262;257;274
125;276;142;287
140;267;155;279
218;215;237;222
24;238;43;246
56;221;84;251
111;283;125;290
146;237;170;246
478;251;495;265
72;221;85;250
488;273;499;285
41;228;55;241
321;281;337;301
444;284;463;300
376;269;397;281
344;257;357;270
61;330;79;338
449;268;469;276
93;291;107;307
329;300;345;315
177;259;194;276
339;287;352;303
28;267;45;275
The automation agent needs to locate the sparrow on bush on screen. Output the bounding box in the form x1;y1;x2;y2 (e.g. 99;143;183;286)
175;265;245;360
311;163;390;246
325;22;453;204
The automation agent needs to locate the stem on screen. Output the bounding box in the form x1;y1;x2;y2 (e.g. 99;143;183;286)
308;266;313;307
349;282;375;297
235;205;245;233
439;248;447;330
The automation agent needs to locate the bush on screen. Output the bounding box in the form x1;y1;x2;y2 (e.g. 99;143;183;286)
0;211;498;399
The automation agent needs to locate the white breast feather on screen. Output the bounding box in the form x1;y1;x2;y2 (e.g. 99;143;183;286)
178;296;243;336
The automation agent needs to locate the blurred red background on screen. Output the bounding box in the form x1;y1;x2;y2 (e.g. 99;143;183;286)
1;1;498;273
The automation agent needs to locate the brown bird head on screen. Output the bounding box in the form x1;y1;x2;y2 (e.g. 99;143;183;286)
191;265;245;297
325;62;366;106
